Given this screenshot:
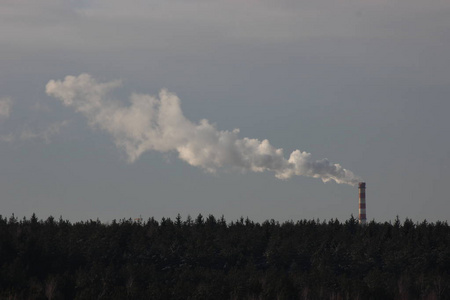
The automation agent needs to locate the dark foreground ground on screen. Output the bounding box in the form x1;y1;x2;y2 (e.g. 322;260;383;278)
0;214;449;299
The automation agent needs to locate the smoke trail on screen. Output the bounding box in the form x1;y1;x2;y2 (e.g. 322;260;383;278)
46;74;360;185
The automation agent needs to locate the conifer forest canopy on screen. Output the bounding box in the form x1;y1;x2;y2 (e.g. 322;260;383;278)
1;214;449;299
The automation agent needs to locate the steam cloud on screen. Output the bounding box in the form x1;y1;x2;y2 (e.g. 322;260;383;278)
46;74;360;185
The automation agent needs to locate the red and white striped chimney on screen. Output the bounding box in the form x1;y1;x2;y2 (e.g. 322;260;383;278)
359;182;366;225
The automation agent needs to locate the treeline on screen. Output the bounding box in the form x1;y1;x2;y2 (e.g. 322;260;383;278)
0;214;449;300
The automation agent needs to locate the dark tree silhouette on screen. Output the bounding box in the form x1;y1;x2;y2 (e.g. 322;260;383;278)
0;214;449;299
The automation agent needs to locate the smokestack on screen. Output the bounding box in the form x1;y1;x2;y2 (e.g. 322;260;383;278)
359;182;366;225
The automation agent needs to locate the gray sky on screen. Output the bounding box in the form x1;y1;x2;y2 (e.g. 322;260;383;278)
1;0;449;223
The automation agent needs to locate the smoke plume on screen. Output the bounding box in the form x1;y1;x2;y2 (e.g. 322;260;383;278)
46;74;360;185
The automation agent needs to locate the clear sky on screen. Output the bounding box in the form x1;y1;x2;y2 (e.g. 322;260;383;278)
1;0;449;223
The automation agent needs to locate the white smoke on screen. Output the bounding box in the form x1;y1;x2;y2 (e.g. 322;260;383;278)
0;97;12;119
0;121;69;144
46;73;360;185
19;120;69;143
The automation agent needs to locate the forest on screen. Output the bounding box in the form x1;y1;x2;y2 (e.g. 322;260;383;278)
0;214;449;300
